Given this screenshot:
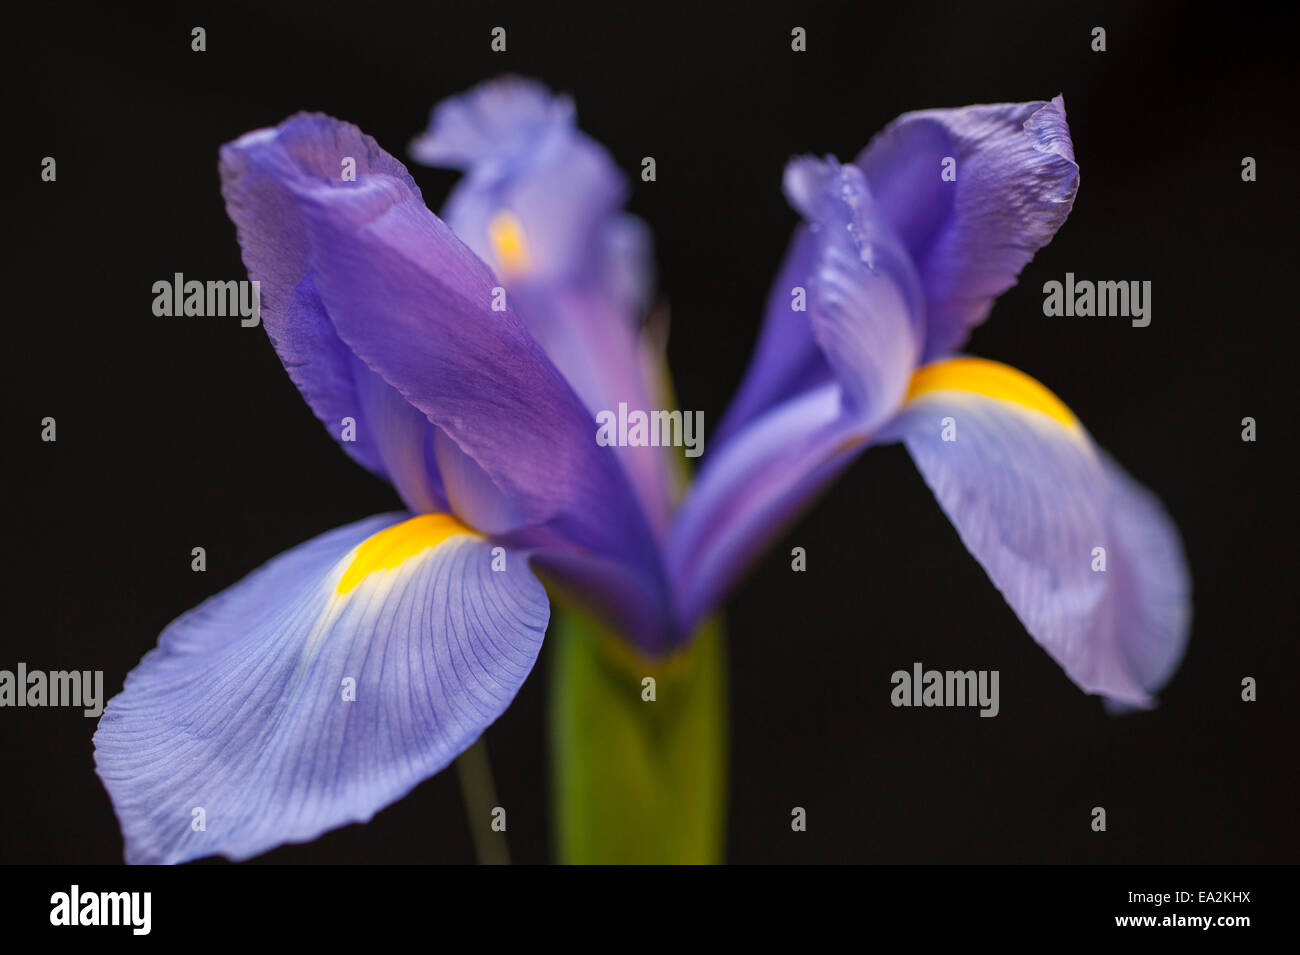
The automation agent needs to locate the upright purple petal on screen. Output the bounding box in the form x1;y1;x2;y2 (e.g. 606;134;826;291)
350;354;447;514
412;77;672;536
221;122;443;509
667;383;864;634
220;114;672;634
94;513;549;864
712;227;830;448
506;279;674;535
857;96;1079;359
781;156;925;428
714;155;924;450
670;158;924;627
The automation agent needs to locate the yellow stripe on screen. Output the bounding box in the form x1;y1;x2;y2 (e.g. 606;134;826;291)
336;514;480;595
905;357;1078;429
488;211;531;278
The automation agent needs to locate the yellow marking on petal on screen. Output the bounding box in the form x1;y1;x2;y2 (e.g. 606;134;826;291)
336;514;480;595
488;211;531;278
905;357;1079;430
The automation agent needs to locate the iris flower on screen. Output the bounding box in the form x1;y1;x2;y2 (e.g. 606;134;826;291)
94;78;1189;864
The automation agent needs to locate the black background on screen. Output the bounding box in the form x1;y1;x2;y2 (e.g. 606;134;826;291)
6;1;1296;865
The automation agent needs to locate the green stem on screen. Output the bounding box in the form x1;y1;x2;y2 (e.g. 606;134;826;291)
549;605;727;864
455;735;510;865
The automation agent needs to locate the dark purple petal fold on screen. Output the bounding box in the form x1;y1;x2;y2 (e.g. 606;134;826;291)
857;96;1079;359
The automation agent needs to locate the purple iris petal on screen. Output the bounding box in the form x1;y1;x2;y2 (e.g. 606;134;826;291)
713;156;924;452
221;130;430;499
1093;449;1193;700
221;113;671;631
881;383;1189;705
667;382;864;634
856;96;1079;360
679;96;1186;706
291;167;663;581
671;156;923;629
507;279;675;536
350;353;447;514
712;226;826;448
781;156;925;428
431;427;528;536
94;513;548;864
717;98;1077;448
412;78;672;536
411;76;628;286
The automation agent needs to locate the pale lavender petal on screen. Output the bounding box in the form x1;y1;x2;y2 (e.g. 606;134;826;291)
882;365;1190;705
411;76;626;286
1096;450;1192;700
350;353;447;514
410;76;571;174
672;159;926;628
94;513;548;864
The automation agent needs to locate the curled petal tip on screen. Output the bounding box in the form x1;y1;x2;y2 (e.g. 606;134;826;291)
410;76;574;171
1026;96;1079;179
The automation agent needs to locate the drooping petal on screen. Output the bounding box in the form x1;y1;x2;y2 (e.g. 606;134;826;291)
856;97;1079;360
1096;449;1193;699
879;357;1190;705
94;512;548;864
714;156;924;449
220;114;670;616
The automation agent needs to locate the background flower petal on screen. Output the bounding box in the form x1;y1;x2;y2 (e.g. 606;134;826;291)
410;76;627;285
414;79;671;533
